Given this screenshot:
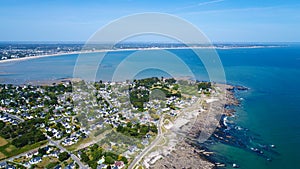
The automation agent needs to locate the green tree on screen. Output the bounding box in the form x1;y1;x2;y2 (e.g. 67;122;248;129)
58;152;70;162
105;156;115;165
38;147;47;155
80;152;90;163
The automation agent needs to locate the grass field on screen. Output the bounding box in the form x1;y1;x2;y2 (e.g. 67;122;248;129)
36;156;59;168
0;139;47;160
0;136;8;147
180;85;199;96
0;136;8;159
5;144;15;152
0;152;6;159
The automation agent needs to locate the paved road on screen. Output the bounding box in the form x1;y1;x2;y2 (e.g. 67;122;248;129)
128;98;202;169
128;116;163;169
0;144;48;164
99;91;113;108
47;137;88;169
3;112;24;122
0;136;87;168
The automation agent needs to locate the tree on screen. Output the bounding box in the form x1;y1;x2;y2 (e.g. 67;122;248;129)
46;162;59;169
0;121;5;129
80;152;90;163
121;156;128;164
126;122;132;128
150;125;158;133
116;125;124;132
58;152;70;162
150;113;160;121
105;156;115;165
92;150;102;160
91;144;99;152
198;82;211;90
38;147;47;155
172;84;179;90
47;131;53;137
165;78;176;84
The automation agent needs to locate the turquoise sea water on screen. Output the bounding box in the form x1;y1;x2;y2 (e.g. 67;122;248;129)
208;47;300;169
0;45;299;169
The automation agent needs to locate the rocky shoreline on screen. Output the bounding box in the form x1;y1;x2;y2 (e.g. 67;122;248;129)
151;83;279;169
150;83;244;169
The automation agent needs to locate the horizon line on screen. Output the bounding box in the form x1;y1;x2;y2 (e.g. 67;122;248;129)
0;41;299;44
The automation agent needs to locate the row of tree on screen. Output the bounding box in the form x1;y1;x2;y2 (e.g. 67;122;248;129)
116;122;158;138
0;119;47;148
79;144;128;169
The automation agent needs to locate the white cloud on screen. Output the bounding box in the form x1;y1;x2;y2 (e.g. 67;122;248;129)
170;0;225;12
198;0;225;6
180;6;277;15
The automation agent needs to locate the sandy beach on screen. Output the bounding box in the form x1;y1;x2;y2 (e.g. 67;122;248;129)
0;50;97;64
0;46;207;64
0;46;202;64
0;45;277;64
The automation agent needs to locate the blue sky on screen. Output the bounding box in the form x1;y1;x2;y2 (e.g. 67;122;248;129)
0;0;299;42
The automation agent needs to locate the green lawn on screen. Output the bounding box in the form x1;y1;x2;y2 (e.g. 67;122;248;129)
0;139;47;160
180;85;199;96
0;136;8;147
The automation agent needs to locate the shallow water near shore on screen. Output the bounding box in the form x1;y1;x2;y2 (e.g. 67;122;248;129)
209;47;300;169
0;45;300;169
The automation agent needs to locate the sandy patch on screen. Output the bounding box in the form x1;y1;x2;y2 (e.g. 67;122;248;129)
0;152;6;159
0;137;8;146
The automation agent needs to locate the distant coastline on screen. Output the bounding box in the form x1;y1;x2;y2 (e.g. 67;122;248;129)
0;45;283;64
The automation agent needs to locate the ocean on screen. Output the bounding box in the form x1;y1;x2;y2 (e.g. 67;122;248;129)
0;45;299;169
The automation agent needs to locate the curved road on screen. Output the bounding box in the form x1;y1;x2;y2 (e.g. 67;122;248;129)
128;116;163;169
47;137;88;169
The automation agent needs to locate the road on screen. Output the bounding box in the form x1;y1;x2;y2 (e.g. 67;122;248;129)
128;116;163;169
47;137;88;169
0;136;87;168
101;93;113;108
128;98;202;169
0;144;48;164
3;112;24;122
90;85;114;108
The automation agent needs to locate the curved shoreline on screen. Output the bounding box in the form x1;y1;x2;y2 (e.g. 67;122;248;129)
147;83;241;169
0;47;190;64
0;45;282;64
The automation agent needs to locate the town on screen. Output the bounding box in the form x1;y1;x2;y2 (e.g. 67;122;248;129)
0;77;213;169
0;43;257;62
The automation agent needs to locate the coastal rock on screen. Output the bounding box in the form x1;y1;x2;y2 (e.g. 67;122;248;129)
150;142;215;169
227;85;249;92
233;163;239;168
149;83;240;169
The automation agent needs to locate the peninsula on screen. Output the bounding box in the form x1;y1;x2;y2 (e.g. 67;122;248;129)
0;77;242;169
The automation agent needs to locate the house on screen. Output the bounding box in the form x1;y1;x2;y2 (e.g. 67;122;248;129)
97;164;106;169
128;145;137;152
49;151;60;158
114;161;124;168
33;150;39;156
54;165;62;169
5;165;16;169
64;162;75;169
45;146;53;154
23;162;31;168
97;156;105;164
54;132;62;139
26;152;33;158
29;157;42;164
142;139;149;145
0;161;7;168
